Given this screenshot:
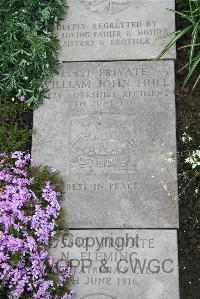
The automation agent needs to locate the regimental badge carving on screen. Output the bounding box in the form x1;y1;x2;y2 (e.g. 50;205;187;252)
81;294;118;299
70;113;135;175
80;0;132;16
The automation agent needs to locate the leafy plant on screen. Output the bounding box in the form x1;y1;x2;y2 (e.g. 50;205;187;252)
159;0;200;88
0;0;67;107
0;125;31;153
0;98;32;152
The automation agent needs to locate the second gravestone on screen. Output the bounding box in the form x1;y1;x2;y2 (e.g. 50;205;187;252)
56;0;176;61
49;230;179;299
32;60;178;228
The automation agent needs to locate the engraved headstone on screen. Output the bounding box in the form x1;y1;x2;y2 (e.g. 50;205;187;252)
56;0;175;61
49;229;179;299
32;60;178;228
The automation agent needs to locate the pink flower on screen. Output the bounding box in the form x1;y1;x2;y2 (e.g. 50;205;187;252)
0;152;73;298
19;95;25;102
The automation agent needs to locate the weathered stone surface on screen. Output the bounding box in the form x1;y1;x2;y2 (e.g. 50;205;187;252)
32;60;178;228
49;229;179;299
56;0;175;61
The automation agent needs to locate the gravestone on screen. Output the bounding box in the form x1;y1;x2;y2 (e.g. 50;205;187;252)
32;0;179;297
32;60;178;228
56;0;175;61
49;229;179;299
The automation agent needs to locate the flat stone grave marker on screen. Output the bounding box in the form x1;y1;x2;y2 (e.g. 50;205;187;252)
32;60;178;228
49;229;179;299
56;0;175;61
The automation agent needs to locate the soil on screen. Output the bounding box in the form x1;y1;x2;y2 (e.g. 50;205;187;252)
176;83;200;297
176;20;200;299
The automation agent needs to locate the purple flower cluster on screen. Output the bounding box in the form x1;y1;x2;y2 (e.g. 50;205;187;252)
0;152;74;299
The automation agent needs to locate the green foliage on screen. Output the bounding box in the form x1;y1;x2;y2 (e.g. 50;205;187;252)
0;0;67;107
0;125;31;152
176;0;190;10
0;99;31;152
159;0;200;88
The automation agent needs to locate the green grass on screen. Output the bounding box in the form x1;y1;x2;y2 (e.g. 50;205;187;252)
159;0;200;88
